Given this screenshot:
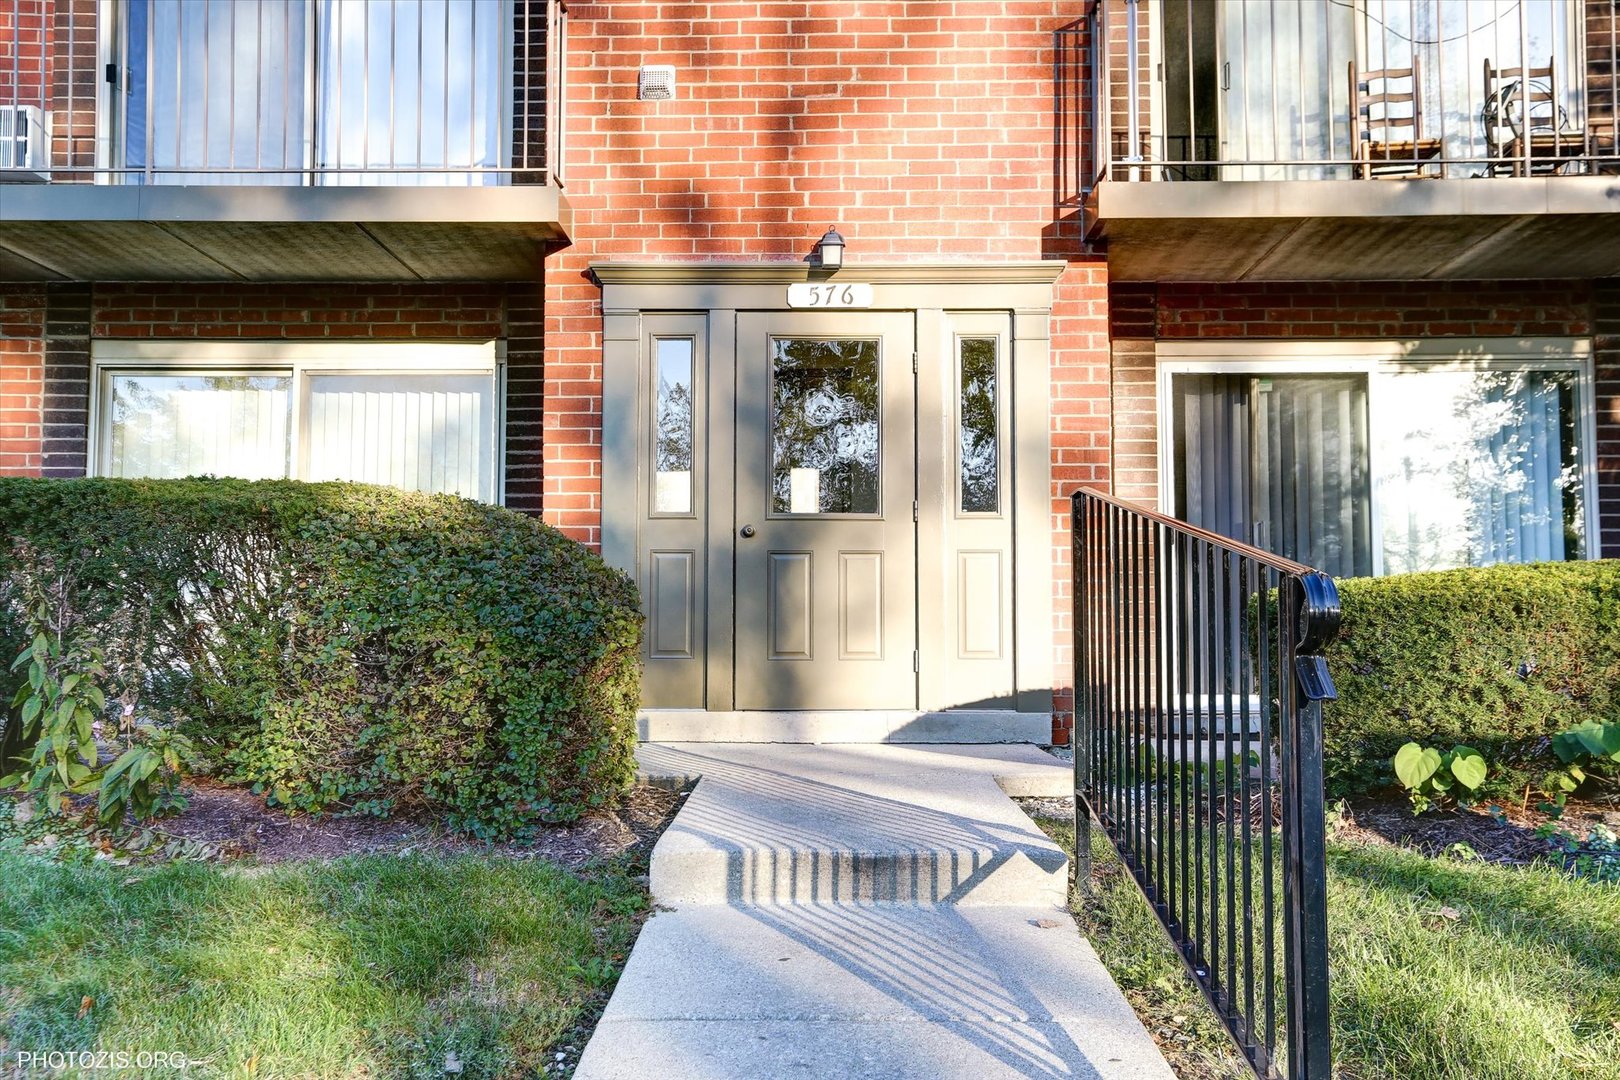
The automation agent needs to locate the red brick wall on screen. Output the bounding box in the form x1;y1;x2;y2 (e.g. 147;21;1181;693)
90;283;505;340
0;289;46;476
1147;280;1594;339
0;0;51;110
1595;281;1620;560
548;3;1104;740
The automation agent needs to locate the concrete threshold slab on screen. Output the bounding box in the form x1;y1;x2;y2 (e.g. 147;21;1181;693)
638;743;1073;906
573;743;1173;1079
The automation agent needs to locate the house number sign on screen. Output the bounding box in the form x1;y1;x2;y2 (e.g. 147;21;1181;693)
786;282;875;308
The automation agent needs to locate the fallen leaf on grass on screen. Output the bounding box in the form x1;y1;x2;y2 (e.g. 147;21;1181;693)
77;995;93;1019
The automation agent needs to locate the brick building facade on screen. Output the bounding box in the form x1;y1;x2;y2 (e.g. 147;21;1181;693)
0;0;1617;744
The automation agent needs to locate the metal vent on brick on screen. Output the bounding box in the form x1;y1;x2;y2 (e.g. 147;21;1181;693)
0;105;50;183
638;65;676;101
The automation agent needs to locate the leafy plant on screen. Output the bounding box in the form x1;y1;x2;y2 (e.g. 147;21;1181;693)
99;721;193;824
1392;741;1489;814
0;592;111;815
1320;562;1620;798
1536;720;1620;814
0;477;643;839
1536;820;1620;885
0;580;191;827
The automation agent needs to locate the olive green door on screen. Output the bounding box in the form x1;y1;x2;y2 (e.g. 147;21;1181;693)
733;311;917;710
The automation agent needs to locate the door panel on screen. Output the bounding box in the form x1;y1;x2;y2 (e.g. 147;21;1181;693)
734;311;916;710
648;550;696;659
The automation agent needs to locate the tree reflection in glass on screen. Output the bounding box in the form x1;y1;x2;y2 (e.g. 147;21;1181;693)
109;374;290;480
770;338;879;514
1378;368;1582;572
654;339;694;513
959;338;998;513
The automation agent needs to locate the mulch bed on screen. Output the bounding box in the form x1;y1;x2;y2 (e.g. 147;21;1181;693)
1022;791;1620;870
141;778;685;866
1334;794;1620;865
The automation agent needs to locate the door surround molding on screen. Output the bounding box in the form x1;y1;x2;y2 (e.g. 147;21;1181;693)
596;259;1062;734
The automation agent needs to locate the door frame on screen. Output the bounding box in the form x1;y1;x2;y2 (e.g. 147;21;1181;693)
595;261;1064;727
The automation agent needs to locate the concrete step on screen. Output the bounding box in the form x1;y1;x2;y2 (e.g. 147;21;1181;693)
575;902;1176;1080
639;743;1072;907
578;743;1176;1080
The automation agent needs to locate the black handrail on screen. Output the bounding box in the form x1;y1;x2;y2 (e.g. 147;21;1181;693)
1071;487;1340;1080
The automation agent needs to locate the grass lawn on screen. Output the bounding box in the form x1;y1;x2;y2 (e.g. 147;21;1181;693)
1040;818;1620;1080
0;847;648;1078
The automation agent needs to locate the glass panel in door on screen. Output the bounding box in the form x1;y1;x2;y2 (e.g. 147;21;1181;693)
1217;0;1355;179
124;0;310;185
1173;372;1372;578
770;338;880;515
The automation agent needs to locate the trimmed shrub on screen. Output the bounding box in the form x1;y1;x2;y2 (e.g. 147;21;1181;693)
1321;561;1620;797
0;478;641;837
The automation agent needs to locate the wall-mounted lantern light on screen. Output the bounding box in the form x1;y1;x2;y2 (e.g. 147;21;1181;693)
814;227;845;270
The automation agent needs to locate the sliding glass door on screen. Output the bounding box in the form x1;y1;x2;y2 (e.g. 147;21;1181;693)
1167;351;1591;579
1173;373;1373;578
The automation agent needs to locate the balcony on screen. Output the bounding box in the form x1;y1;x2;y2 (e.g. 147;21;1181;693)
0;0;568;281
1079;0;1620;281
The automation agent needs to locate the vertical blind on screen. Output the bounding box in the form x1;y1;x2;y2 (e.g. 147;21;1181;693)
304;374;494;500
1174;373;1373;579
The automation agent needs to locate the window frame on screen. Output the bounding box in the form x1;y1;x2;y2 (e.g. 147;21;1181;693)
1155;337;1599;576
89;340;506;502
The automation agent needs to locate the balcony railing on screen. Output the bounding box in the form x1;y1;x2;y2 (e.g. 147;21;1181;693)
1087;0;1620;184
0;0;563;186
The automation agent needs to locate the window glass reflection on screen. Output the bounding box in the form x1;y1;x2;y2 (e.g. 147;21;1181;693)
959;337;998;513
770;338;879;515
654;338;695;514
1377;369;1583;572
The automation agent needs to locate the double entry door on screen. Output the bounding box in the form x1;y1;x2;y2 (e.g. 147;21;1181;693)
634;309;918;711
732;311;917;710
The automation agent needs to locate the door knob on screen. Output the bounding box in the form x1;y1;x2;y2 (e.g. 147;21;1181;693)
740;524;757;538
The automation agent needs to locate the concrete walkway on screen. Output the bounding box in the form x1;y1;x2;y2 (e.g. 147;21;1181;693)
573;744;1175;1080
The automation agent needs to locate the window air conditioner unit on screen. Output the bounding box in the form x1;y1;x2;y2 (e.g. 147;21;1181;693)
0;105;50;182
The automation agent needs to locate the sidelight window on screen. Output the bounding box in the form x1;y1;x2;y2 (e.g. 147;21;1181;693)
652;337;695;515
958;336;1001;514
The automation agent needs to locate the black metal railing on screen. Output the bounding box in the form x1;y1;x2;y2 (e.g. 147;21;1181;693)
1071;487;1341;1080
1086;0;1620;185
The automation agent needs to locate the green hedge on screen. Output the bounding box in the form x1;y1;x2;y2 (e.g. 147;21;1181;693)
1322;561;1620;796
0;478;641;837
